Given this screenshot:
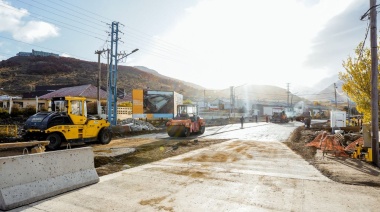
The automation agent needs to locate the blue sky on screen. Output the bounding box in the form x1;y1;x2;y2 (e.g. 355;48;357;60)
0;0;373;91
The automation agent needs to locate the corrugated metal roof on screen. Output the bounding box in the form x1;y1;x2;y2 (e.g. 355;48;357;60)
39;84;108;100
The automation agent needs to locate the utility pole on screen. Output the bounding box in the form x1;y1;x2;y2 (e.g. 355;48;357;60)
108;21;120;126
204;90;206;111
290;94;293;108
106;49;110;100
230;86;233;118
370;0;379;167
95;49;106;115
287;83;290;107
334;83;337;109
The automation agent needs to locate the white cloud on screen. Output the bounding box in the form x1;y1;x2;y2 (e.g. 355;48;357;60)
0;0;59;43
0;1;27;32
13;21;59;43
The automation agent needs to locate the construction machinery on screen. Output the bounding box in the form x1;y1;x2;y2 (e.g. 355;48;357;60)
22;96;111;150
270;111;289;123
349;124;374;162
166;104;205;137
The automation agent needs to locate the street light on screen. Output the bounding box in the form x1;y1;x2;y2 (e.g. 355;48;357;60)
107;48;139;125
118;48;139;61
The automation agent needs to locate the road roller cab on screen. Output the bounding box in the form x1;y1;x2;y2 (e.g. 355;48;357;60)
166;104;205;137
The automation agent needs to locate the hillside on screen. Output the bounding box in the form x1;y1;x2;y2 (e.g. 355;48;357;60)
0;56;202;99
0;56;301;105
304;80;348;103
134;66;205;90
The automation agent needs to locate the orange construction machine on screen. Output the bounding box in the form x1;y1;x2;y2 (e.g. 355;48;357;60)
166;104;206;137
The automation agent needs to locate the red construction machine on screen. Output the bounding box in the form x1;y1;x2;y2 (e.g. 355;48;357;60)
166;104;206;137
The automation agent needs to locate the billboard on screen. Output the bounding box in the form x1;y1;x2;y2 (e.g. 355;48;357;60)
132;89;183;119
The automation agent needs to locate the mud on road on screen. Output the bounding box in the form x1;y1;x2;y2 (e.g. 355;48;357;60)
90;137;229;176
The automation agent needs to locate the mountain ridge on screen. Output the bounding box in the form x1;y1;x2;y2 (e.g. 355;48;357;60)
0;56;315;105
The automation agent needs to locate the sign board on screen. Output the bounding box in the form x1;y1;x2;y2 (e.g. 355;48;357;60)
330;111;346;128
132;89;183;119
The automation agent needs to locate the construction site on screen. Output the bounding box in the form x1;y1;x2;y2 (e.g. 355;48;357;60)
1;106;380;210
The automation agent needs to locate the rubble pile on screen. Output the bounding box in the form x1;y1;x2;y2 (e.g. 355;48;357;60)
119;118;160;131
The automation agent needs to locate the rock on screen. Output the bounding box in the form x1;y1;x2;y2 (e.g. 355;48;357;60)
119;118;160;131
122;164;131;170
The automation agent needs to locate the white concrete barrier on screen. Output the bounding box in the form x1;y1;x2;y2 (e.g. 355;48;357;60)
0;147;99;211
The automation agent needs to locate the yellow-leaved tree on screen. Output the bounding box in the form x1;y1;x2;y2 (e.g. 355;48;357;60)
118;101;133;107
183;99;193;104
339;42;380;122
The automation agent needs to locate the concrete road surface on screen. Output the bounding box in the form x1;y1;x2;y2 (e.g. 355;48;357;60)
12;122;380;212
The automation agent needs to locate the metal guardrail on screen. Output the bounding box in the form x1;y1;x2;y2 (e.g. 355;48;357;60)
0;125;18;137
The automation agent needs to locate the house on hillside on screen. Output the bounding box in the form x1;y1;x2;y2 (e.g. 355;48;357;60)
16;49;59;57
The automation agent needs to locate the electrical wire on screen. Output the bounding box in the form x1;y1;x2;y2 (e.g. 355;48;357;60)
59;0;113;23
360;3;380;20
14;0;106;33
357;20;370;63
9;0;198;66
0;4;106;41
55;0;191;57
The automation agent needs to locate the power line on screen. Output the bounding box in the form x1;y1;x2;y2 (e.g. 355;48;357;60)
10;0;197;66
14;0;106;32
360;3;380;20
55;0;191;56
357;20;370;63
0;4;106;41
38;0;106;24
122;27;190;56
59;0;113;23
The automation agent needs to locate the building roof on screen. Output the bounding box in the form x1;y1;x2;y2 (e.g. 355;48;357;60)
35;85;78;92
22;91;51;99
39;84;107;100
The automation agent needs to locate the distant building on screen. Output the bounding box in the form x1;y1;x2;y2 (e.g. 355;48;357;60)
16;52;32;56
16;49;59;57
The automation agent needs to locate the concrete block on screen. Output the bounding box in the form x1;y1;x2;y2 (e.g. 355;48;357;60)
0;147;99;211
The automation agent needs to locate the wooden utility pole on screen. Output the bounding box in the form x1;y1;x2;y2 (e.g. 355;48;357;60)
370;0;379;167
204;90;206;111
334;83;337;109
95;49;106;115
287;83;290;107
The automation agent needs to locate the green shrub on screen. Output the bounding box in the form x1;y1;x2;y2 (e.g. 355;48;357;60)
23;105;36;116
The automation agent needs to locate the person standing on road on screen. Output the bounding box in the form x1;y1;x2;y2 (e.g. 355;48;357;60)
240;116;244;129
